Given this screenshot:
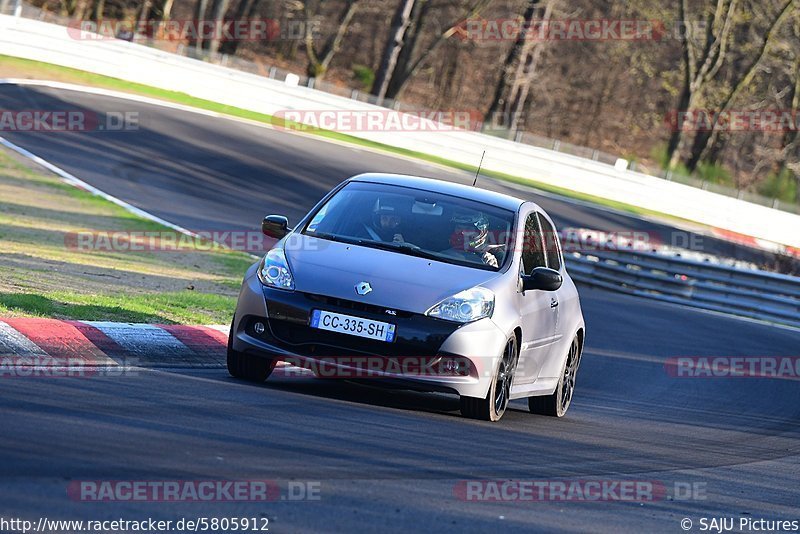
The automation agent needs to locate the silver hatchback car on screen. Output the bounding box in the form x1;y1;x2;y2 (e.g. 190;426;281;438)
228;174;585;421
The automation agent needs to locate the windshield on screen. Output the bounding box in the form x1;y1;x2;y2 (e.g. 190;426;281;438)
302;182;515;271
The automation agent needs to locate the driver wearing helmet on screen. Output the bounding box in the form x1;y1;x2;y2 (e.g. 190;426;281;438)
364;198;405;243
444;211;499;268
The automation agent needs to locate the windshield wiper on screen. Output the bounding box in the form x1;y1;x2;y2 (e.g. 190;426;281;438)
308;233;445;262
306;232;359;245
354;239;443;261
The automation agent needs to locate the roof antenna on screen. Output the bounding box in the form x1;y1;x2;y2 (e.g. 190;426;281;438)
472;150;486;187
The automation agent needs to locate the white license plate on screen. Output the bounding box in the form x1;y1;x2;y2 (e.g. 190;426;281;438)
310;310;396;342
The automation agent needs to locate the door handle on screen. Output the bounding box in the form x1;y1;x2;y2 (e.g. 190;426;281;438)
550;298;559;308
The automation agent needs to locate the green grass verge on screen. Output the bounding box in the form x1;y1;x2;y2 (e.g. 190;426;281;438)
0;291;235;324
0;54;690;223
0;148;254;324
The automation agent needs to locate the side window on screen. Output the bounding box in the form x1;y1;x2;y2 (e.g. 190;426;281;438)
537;213;562;270
521;213;546;274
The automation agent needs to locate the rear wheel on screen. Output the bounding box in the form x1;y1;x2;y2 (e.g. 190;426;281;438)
460;337;518;422
529;336;581;417
227;318;275;383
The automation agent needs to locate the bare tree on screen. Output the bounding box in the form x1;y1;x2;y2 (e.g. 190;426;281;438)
195;0;211;52
484;0;553;136
372;0;417;101
219;0;262;54
666;0;739;170
161;0;176;22
381;0;494;101
304;0;360;80
381;0;434;100
687;0;797;170
92;0;104;20
60;0;90;19
137;0;153;33
208;0;233;55
775;48;800;201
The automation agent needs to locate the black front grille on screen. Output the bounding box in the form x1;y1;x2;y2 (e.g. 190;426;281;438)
257;289;460;359
269;319;420;357
303;293;413;318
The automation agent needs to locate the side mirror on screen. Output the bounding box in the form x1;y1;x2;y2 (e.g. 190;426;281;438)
262;215;290;239
522;267;562;292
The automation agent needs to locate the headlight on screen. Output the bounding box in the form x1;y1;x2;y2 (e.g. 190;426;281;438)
257;248;295;290
426;287;494;323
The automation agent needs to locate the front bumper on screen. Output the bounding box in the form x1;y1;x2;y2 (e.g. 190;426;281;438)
231;265;507;398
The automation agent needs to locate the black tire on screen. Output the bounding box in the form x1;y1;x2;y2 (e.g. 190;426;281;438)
529;336;581;417
226;318;275;383
460;336;518;422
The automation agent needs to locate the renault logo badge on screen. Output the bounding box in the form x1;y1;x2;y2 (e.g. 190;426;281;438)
355;282;372;296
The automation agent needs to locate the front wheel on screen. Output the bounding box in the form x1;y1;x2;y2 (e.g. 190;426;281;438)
529;336;581;417
227;318;275;383
460;336;518;422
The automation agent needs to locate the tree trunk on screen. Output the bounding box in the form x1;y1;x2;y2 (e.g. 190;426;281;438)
305;0;360;80
194;0;210;53
161;0;175;22
665;55;692;167
92;0;104;21
151;0;174;40
505;2;552;133
219;0;259;54
686;130;712;172
384;0;429;99
137;0;152;34
777;78;798;174
667;0;738;170
73;0;89;19
207;0;232;56
383;0;492;101
434;42;462;106
485;0;552;136
371;0;417;102
777;63;800;202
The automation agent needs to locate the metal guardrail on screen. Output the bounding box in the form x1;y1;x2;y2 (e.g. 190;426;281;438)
566;249;800;328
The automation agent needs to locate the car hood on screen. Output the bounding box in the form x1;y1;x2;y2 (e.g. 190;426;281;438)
284;235;501;315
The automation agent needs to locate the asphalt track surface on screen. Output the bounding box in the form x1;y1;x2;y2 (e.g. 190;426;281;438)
1;84;799;533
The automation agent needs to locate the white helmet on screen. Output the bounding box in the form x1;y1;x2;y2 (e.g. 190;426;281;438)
450;212;489;251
